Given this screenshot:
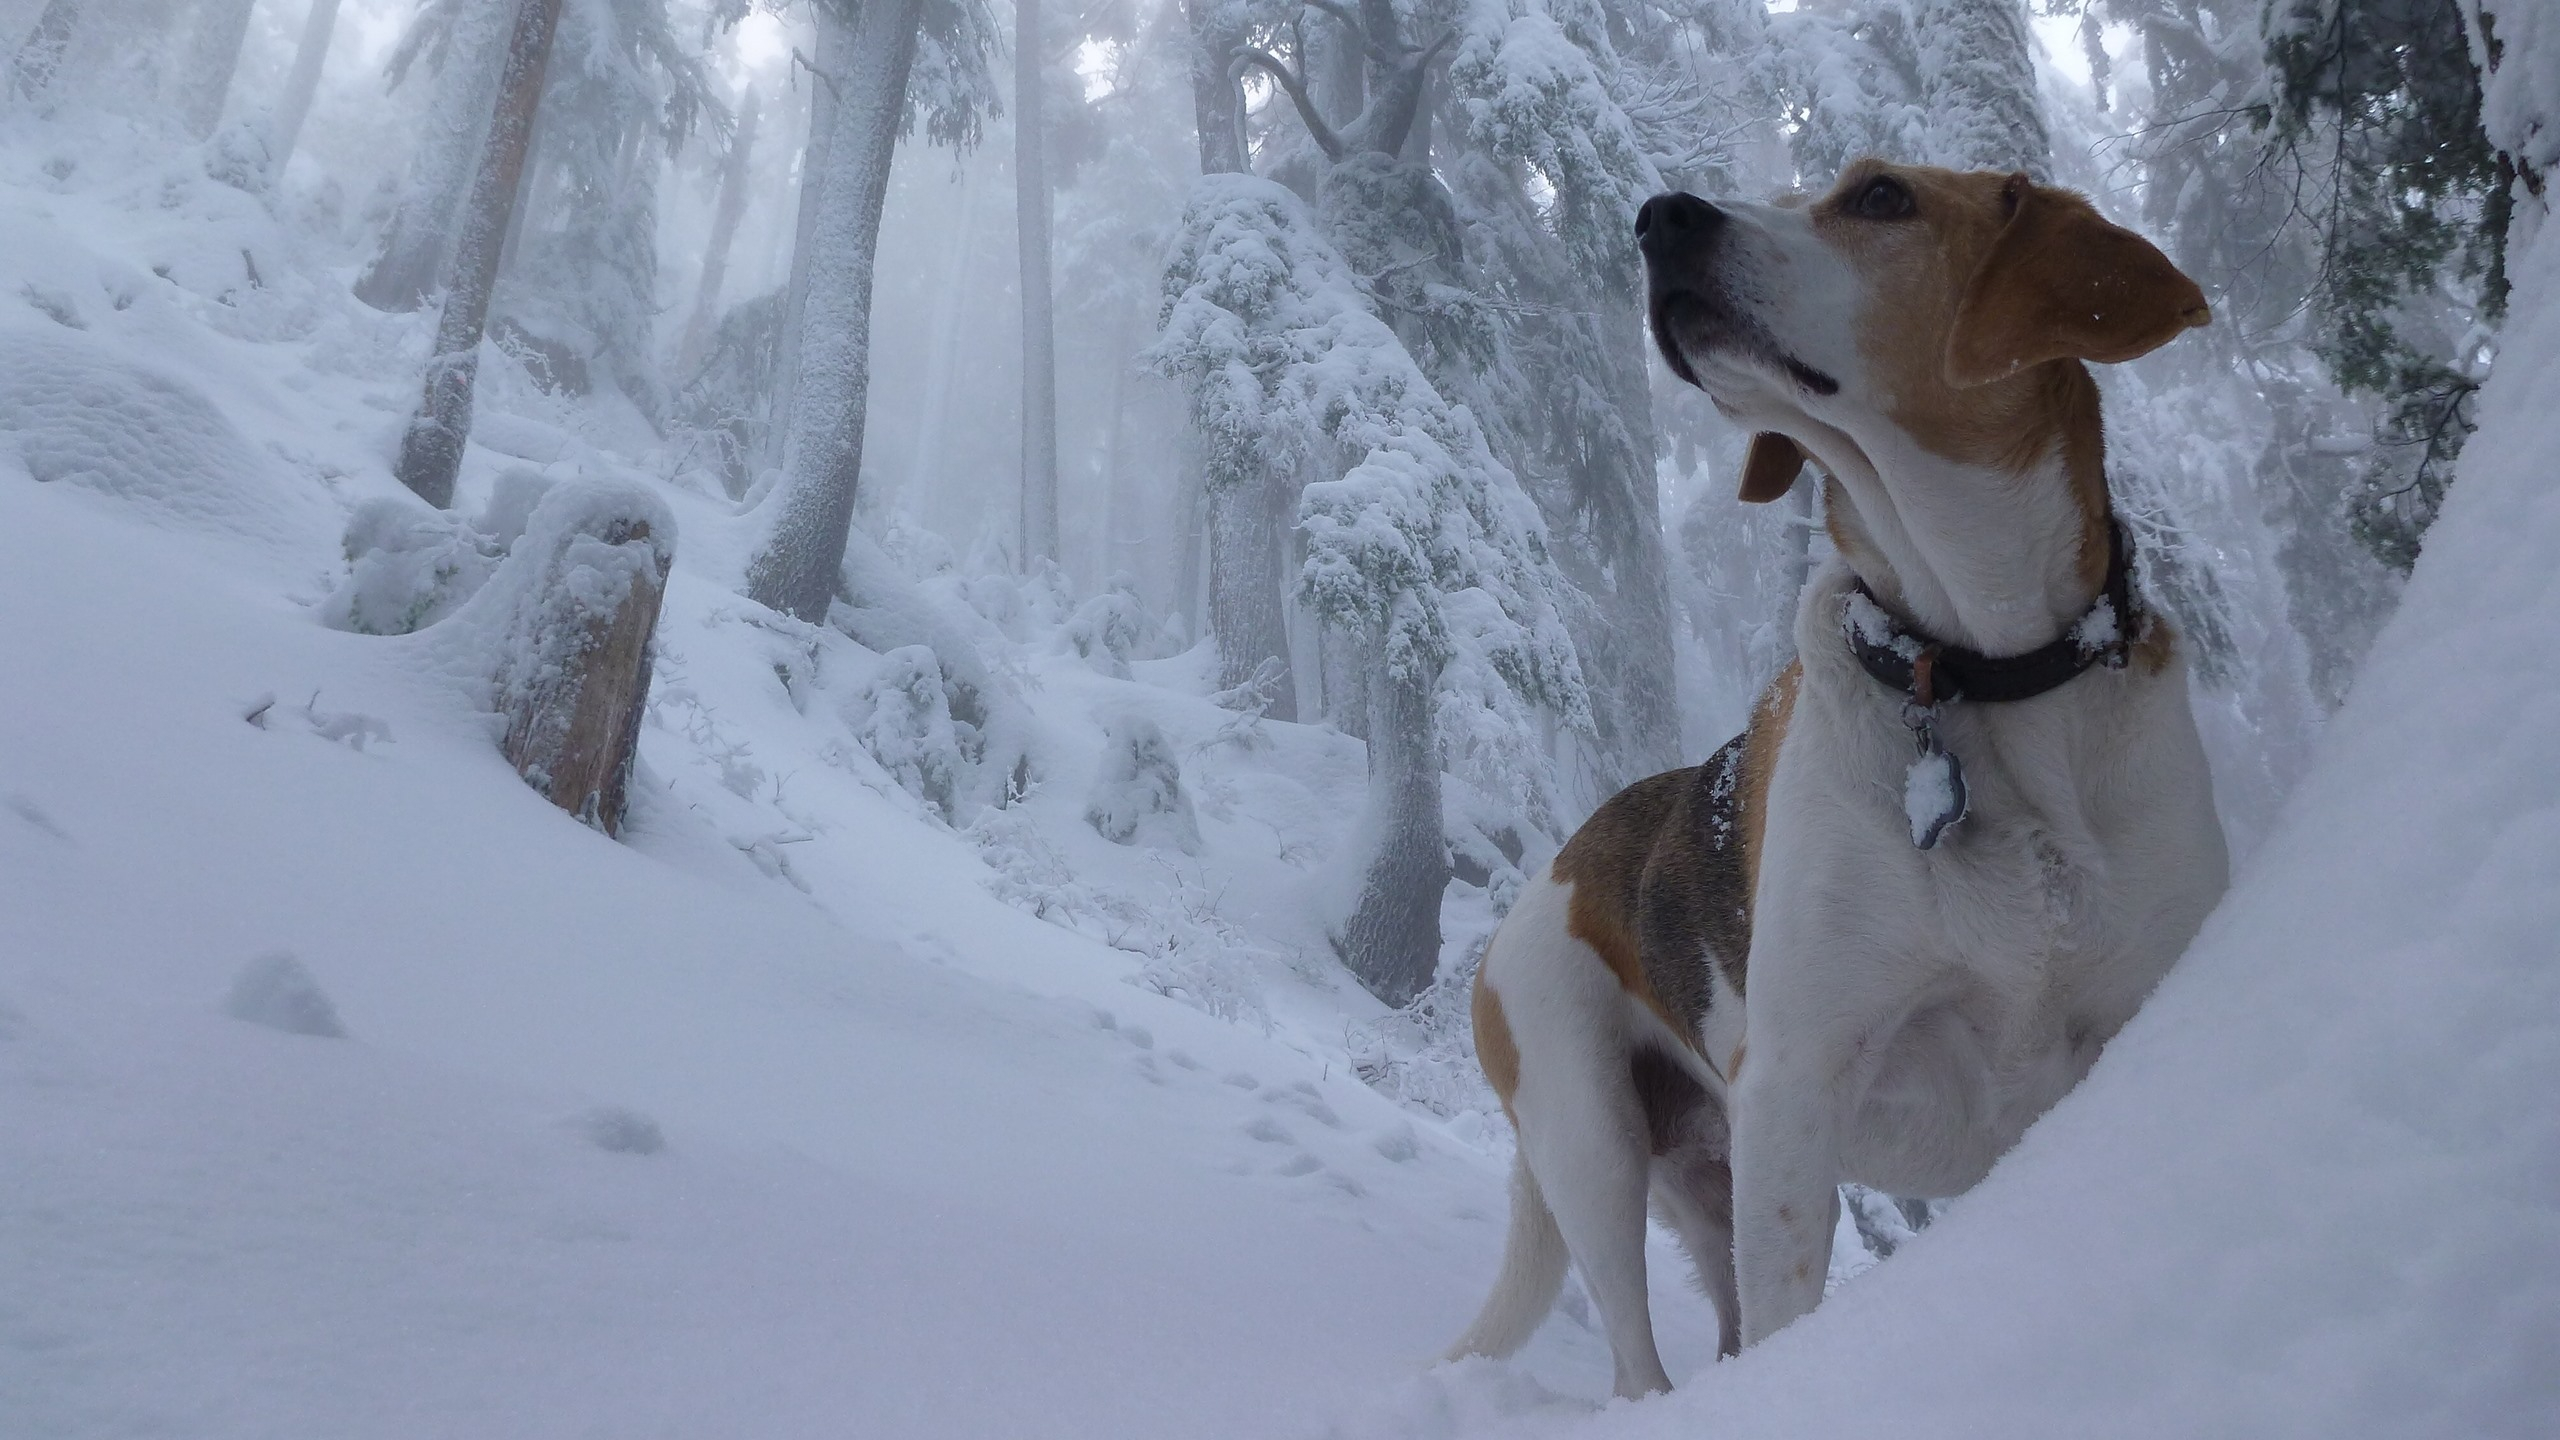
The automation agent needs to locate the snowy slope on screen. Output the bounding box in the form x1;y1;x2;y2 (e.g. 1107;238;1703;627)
1332;216;2560;1440
0;121;1733;1438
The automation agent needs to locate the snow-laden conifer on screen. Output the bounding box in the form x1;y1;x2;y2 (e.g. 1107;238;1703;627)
746;0;997;623
1150;174;1588;1001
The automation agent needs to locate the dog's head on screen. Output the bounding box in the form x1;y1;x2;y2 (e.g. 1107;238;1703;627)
1638;161;2209;502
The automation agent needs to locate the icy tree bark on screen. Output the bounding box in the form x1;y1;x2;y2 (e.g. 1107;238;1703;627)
8;0;78;100
265;0;342;172
392;0;564;508
486;482;675;838
1911;0;2051;178
744;0;925;621
1016;0;1060;564
1334;636;1444;1005
175;0;257;138
1207;470;1298;720
769;11;844;475
356;0;513;312
1180;0;1245;173
677;85;759;375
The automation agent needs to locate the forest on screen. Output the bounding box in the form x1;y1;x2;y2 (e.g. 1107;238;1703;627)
1;0;2553;1433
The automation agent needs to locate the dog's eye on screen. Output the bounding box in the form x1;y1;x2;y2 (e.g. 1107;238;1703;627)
1851;176;1914;221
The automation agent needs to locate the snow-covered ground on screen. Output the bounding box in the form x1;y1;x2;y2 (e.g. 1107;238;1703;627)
0;117;1726;1438
5;107;2558;1440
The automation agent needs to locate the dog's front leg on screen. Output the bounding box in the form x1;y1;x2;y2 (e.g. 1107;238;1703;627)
1728;1038;1848;1346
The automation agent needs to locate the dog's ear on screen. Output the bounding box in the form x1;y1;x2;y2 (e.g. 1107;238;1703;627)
1739;432;1806;503
1945;174;2210;389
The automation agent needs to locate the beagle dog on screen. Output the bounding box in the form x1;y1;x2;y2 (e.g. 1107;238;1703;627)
1444;162;2230;1398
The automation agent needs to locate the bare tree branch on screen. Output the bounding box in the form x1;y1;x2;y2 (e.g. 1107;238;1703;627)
1231;46;1346;161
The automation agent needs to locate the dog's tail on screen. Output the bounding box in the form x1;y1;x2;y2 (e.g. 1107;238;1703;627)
1444;1152;1570;1362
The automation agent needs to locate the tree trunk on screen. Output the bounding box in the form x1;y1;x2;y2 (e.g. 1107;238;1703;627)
1179;0;1245;174
265;0;341;173
392;0;564;509
491;482;674;838
909;159;983;495
1334;632;1445;1005
1578;294;1683;779
1016;0;1060;565
1206;469;1298;721
744;0;925;622
357;0;515;312
1176;454;1207;642
1911;0;2051;179
769;12;844;476
677;85;759;376
9;0;79;100
176;0;258;139
496;120;544;275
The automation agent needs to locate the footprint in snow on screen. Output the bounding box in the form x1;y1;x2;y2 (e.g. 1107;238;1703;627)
1371;1124;1421;1163
223;952;346;1039
573;1105;665;1156
1261;1080;1342;1129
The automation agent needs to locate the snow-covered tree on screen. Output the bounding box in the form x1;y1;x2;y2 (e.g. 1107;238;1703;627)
360;0;519;312
676;83;758;376
10;0;82;99
174;0;257;138
2263;0;2510;571
1442;0;1689;785
1150;175;1589;1002
746;0;999;622
264;0;343;173
1908;0;2048;175
1017;0;1061;564
488;0;718;424
392;0;566;507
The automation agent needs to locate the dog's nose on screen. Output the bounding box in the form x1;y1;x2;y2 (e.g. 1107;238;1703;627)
1635;192;1723;254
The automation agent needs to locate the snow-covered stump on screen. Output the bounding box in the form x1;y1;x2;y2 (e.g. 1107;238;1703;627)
472;480;675;838
1086;715;1202;853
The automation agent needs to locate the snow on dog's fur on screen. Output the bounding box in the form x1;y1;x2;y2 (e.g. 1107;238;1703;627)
1445;162;2228;1398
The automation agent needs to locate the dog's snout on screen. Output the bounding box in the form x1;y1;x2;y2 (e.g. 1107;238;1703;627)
1635;192;1723;255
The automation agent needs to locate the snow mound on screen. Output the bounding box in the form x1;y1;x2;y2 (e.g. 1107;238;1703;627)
1086;713;1202;853
222;952;346;1039
0;323;333;565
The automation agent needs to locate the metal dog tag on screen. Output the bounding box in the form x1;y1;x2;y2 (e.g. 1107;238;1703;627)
1901;704;1968;850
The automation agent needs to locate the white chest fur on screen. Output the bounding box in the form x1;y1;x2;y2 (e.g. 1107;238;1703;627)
1742;565;2229;1199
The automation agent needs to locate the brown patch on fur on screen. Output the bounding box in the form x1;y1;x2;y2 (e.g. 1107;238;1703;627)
2135;611;2178;675
1945;175;2211;386
1531;660;1797;1070
1473;966;1520;1116
1738;660;1801;930
1728;1041;1745;1082
1808;163;2204;597
1557;784;1699;1045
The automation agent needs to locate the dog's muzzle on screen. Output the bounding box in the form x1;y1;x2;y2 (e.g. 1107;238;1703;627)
1635;191;1840;398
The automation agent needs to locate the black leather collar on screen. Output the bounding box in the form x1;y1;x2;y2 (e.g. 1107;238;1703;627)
1841;519;2138;707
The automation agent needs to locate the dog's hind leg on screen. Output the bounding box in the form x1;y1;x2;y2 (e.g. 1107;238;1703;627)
1516;1050;1671;1398
1444;1154;1569;1363
1650;1142;1740;1360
